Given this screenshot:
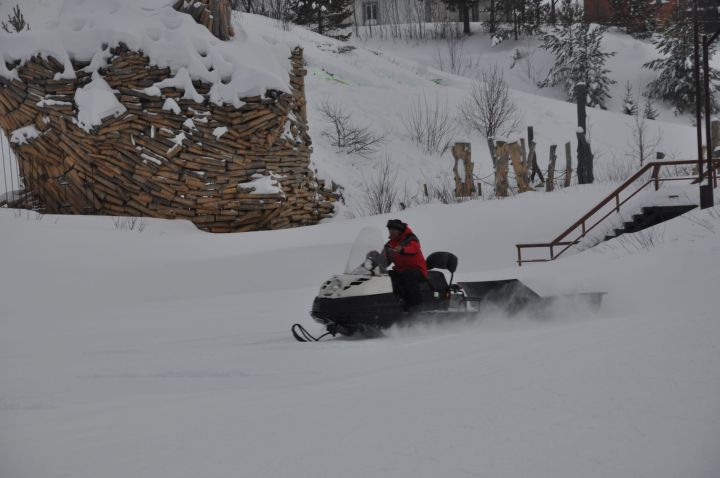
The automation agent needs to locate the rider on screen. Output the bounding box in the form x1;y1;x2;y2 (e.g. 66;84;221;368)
384;219;428;312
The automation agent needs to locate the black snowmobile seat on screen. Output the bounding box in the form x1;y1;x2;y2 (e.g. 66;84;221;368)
425;252;458;293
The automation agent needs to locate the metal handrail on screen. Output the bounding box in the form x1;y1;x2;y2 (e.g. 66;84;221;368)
516;159;720;265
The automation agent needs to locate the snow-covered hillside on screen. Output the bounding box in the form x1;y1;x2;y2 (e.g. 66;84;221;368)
0;3;703;212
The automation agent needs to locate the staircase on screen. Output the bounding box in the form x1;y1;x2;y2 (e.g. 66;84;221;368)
604;204;697;241
516;159;719;266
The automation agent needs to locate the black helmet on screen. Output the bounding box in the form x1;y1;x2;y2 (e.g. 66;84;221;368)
386;219;407;232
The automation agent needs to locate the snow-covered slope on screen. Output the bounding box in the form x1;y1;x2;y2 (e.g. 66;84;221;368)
1;196;719;478
0;4;702;212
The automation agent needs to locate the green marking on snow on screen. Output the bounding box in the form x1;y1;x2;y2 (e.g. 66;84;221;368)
314;69;351;85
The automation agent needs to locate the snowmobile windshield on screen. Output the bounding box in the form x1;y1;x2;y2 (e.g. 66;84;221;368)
344;227;387;275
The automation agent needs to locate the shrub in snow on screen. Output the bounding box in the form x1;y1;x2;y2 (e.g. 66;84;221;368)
319;100;386;158
643;14;720;115
434;32;468;76
538;3;616;109
2;4;29;33
402;93;456;155
628;98;660;167
348;157;399;217
458;65;520;144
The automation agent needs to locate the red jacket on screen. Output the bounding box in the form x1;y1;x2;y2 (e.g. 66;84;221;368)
384;227;428;277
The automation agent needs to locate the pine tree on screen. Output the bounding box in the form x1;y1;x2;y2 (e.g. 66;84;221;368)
622;81;638;115
643;14;720;115
538;2;616;109
292;0;353;38
608;0;658;39
2;4;30;33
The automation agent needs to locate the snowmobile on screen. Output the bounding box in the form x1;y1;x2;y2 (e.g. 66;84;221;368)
291;227;605;342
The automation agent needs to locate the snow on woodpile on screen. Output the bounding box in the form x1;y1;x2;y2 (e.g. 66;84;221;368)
0;0;336;232
0;0;290;104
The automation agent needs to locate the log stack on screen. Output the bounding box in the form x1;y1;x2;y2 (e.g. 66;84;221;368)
0;45;336;232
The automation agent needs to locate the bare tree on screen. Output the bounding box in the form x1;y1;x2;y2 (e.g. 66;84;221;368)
319;100;386;158
434;28;467;75
402;93;456;155
458;65;520;141
266;0;293;29
628;97;661;166
350;157;399;216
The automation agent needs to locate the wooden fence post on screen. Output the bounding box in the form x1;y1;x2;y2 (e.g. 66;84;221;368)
564;141;572;187
452;142;474;198
575;82;594;184
546;144;557;192
495;141;509;198
509;141;531;192
527;127;545;186
487;138;497;169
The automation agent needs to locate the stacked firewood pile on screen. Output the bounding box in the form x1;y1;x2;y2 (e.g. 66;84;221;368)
0;46;336;232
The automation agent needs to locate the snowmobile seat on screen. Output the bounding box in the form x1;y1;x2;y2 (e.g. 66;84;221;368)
425;252;458;294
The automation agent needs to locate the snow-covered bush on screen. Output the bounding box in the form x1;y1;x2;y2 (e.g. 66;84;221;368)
538;3;616;109
458;65;520;142
402;94;456;155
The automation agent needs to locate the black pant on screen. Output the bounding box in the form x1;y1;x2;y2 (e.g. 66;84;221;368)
389;269;424;310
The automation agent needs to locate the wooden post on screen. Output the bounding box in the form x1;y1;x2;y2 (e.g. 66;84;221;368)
564;141;572;187
508;142;531;192
527;126;544;185
520;137;528;166
452;142;474;197
423;183;429;197
495;142;509;198
575;82;594;184
487;138;497;169
546;144;557;192
711;120;720;158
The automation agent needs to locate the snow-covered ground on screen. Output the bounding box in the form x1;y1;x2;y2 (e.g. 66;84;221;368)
2;4;720;477
1;195;719;478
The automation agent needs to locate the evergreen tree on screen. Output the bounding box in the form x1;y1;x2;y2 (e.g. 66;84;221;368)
643;14;720;115
2;4;30;33
608;0;658;39
292;0;353;38
622;81;638;115
538;2;616;109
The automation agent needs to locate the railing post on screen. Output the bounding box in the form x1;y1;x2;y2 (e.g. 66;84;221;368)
653;164;660;190
517;245;522;266
615;194;620;213
581;221;586;235
550;245;554;260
